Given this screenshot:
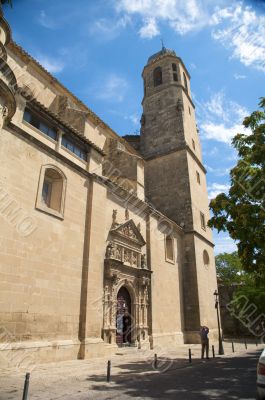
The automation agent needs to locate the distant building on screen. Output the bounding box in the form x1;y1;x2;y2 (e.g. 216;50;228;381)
0;10;218;364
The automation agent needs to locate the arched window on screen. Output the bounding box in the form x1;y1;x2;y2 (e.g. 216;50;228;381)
172;63;178;81
203;250;210;267
36;165;66;219
165;235;174;262
183;72;188;91
153;67;162;87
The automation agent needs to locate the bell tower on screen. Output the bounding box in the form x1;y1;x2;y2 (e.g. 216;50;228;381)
140;47;218;342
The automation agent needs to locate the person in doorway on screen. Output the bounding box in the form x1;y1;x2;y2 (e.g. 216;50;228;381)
200;325;209;359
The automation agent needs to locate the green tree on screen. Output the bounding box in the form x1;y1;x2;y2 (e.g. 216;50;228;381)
216;251;265;322
216;251;244;285
209;98;265;280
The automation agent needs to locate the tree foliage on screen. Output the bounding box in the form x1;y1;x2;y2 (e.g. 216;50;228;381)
216;251;265;318
209;98;265;279
216;251;244;285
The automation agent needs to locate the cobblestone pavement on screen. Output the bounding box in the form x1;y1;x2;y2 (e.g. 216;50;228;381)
0;341;263;399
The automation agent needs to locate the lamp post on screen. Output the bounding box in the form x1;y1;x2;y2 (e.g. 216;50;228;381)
214;290;224;355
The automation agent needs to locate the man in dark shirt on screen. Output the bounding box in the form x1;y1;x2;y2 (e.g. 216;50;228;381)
200;325;209;359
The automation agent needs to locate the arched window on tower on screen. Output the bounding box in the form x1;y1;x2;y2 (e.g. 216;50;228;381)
172;63;178;81
203;250;210;268
153;67;162;87
165;235;174;263
183;72;188;91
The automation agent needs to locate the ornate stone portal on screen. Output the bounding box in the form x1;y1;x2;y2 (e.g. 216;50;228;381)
103;214;151;348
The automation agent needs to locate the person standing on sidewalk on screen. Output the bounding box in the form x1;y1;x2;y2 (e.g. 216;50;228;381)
200;326;210;359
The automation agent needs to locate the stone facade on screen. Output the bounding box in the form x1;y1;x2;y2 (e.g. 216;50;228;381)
0;12;218;365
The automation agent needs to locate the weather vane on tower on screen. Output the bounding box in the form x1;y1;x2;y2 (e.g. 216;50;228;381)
160;38;166;51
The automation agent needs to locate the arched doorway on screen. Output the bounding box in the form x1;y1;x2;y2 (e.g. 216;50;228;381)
116;287;132;346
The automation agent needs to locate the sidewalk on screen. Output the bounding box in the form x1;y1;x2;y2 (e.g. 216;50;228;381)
0;340;263;400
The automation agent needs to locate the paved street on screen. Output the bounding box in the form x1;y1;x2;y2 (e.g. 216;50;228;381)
0;343;263;399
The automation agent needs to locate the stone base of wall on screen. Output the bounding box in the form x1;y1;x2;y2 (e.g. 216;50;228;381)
151;332;184;350
183;329;220;344
79;338;116;359
0;339;80;368
0;338;119;367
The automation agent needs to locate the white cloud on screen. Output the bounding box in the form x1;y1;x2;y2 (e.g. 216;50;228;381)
128;114;139;125
205;164;231;177
208;182;230;200
234;73;246;80
116;0;212;36
38;10;56;29
139;17;160;39
90;15;131;40
96;74;128;102
196;90;249;144
34;54;64;73
201;121;244;144
211;3;265;73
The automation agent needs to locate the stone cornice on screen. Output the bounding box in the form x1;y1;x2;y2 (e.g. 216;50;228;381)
184;230;215;248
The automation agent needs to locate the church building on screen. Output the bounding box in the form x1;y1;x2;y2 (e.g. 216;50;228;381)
0;10;218;364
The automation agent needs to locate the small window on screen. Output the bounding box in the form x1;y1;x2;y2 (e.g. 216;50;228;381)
62;134;87;161
153;67;162;87
36;165;66;219
203;250;210;267
189;106;191;115
192;139;196;150
183;72;188;91
200;212;206;231
172;64;178;81
23;109;57;141
196;171;201;184
165;235;174;262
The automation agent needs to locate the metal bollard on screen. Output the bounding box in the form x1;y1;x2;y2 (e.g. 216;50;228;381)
189;348;192;363
107;360;111;382
212;345;215;358
154;353;158;369
22;372;30;400
245;339;247;349
232;341;235;353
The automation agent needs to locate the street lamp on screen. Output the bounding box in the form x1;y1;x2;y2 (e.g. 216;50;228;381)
214;289;224;355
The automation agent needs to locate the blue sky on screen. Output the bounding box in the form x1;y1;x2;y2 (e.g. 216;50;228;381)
4;0;265;254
